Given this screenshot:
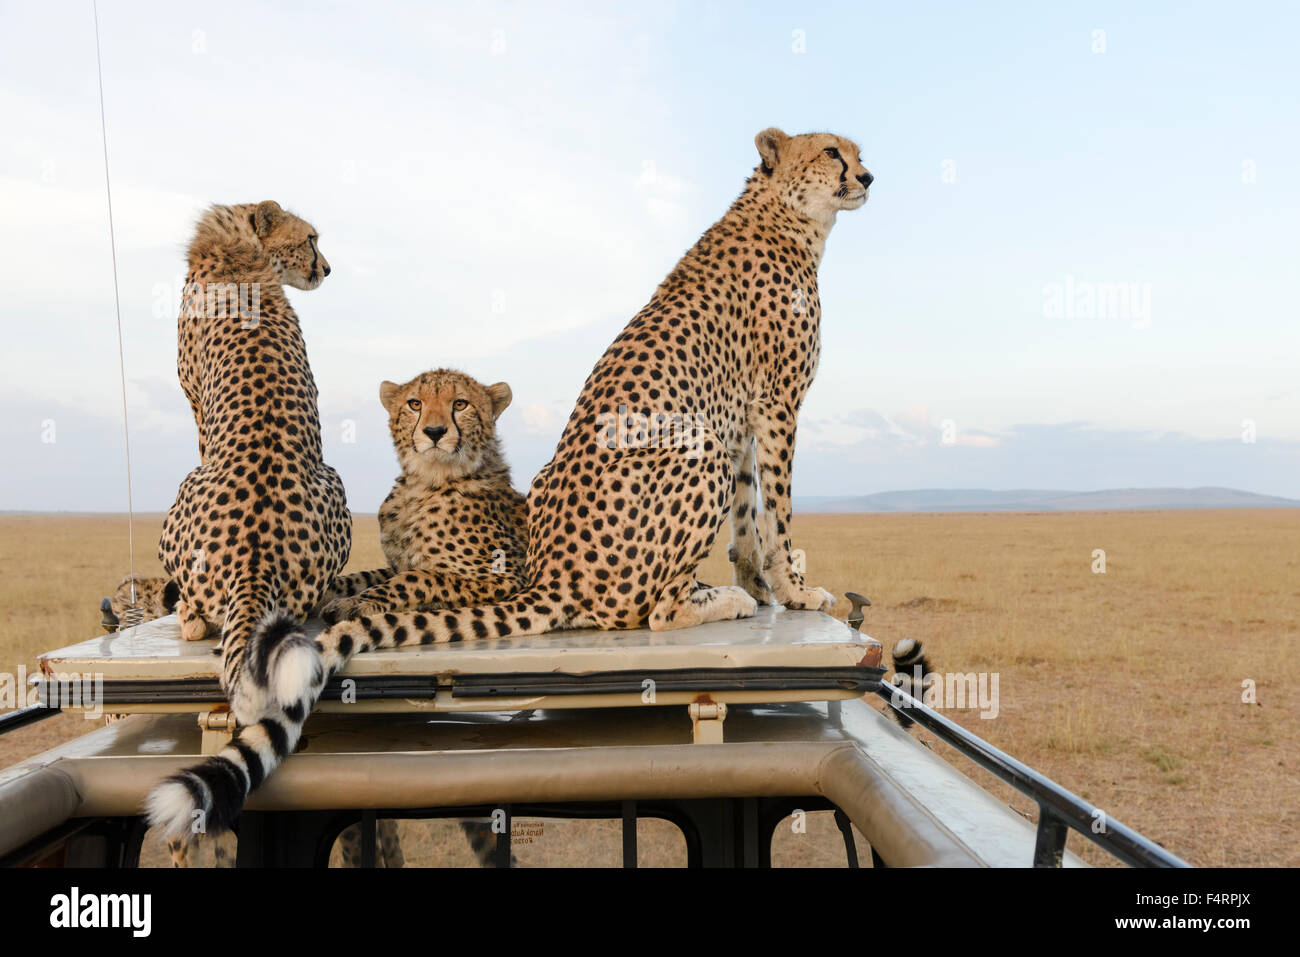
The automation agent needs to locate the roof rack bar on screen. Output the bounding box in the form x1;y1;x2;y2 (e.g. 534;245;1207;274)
0;705;61;737
873;684;1189;868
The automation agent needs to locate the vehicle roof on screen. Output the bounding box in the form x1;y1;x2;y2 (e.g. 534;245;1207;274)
38;606;883;715
0;699;1087;868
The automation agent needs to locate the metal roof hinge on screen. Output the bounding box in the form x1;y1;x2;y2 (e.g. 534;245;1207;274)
687;700;728;744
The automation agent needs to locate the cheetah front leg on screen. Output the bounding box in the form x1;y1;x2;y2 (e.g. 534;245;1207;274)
650;570;758;631
753;404;833;613
321;568;521;623
175;599;211;641
728;436;772;605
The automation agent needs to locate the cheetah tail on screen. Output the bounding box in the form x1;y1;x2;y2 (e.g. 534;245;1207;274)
887;637;934;731
144;612;322;839
297;588;565;708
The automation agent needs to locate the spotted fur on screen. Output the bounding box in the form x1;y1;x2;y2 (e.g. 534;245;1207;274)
318;368;526;623
291;128;870;706
99;574;179;631
144;201;352;841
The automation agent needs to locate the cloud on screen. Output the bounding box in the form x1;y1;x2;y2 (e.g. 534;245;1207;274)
5;377;1296;513
791;420;1300;500
521;403;560;433
2;0;1295;513
801;406;1006;451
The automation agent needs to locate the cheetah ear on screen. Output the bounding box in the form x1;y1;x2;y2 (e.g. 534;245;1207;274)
162;580;180;613
252;200;283;238
755;128;789;175
379;380;402;411
486;382;513;420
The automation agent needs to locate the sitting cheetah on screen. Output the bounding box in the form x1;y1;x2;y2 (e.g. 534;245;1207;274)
319;368;526;867
318;368;527;622
143;201;353;842
304;128;870;697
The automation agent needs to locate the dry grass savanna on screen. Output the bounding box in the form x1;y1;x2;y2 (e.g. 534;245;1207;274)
1;509;1296;867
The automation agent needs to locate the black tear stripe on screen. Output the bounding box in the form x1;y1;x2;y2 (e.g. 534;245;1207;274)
837;155;849;183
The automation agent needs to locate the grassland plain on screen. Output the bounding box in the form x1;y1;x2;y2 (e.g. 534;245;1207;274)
1;509;1296;867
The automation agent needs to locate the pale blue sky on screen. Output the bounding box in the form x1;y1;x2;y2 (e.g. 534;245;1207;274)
1;0;1297;511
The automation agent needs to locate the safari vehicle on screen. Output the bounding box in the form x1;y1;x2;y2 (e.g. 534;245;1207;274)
0;598;1186;868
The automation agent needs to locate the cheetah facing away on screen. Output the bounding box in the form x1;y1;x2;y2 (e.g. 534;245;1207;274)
310;128;870;679
144;201;353;840
103;369;526;631
318;367;528;623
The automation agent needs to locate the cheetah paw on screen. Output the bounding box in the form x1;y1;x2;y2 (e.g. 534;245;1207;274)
730;554;774;605
779;585;835;613
320;597;367;624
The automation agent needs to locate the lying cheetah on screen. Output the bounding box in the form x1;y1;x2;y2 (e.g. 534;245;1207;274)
318;367;526;622
143;201;353;841
99;574;177;631
306;128;870;690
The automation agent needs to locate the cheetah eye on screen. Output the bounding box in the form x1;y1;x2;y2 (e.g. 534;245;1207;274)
824;147;840;159
452;399;469;411
407;399;422;411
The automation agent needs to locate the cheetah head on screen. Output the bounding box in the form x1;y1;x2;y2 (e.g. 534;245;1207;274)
106;574;179;626
380;369;513;482
250;200;331;290
754;128;872;223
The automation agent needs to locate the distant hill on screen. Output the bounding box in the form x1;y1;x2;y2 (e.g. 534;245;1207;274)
795;487;1300;513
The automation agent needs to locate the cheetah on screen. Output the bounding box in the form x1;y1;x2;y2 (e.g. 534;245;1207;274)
316;368;526;866
99;574;178;631
143;201;353;841
303;128;870;694
318;367;527;623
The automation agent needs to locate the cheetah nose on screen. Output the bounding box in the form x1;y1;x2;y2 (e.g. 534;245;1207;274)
423;425;448;444
322;264;331;277
857;171;874;188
